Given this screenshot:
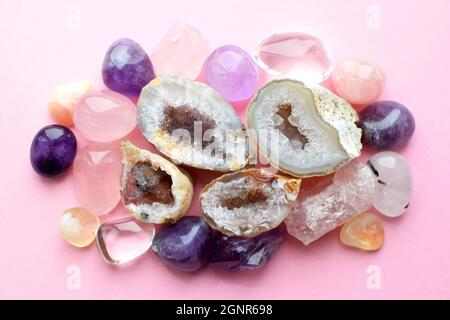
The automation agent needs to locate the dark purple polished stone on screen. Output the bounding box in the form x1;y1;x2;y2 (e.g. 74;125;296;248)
151;216;211;272
207;226;285;272
359;101;415;150
102;38;155;97
30;125;77;177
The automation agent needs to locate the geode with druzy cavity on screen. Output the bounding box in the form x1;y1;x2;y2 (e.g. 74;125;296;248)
247;79;362;178
200;168;301;238
137;75;248;172
120;140;193;224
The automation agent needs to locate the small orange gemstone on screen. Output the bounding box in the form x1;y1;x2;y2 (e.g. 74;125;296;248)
340;213;384;251
58;207;100;247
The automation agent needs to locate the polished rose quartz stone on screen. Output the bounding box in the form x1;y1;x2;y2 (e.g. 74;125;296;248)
73;90;136;142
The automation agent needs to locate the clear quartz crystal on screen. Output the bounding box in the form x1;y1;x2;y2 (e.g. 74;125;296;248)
96;217;155;265
254;32;332;84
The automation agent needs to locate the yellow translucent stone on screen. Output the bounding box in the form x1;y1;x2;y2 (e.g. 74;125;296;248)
58;207;100;247
48;80;91;127
340;213;384;251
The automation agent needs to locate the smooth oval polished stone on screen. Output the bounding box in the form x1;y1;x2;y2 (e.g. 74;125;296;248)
207;226;285;272
359;101;415;150
73;142;122;215
30;125;77;177
96;217;155;265
58;207;100;248
255;32;332;84
102;38;155;97
73;90;136;142
205;45;259;101
340;213;384;251
151;216;212;272
332;59;385;106
368;151;412;217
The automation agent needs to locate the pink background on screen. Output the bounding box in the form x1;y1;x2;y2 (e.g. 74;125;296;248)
1;0;449;299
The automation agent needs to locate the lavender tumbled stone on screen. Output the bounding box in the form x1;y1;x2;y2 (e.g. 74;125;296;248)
151;216;211;272
359;101;415;150
102;38;155;97
207;226;285;272
30;125;77;177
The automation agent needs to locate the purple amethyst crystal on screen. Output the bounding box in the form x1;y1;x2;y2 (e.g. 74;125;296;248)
359;101;415;150
30;125;77;177
151;216;211;272
207;226;285;272
102;38;155;97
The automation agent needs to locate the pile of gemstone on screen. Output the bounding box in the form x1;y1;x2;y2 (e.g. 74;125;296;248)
30;21;415;272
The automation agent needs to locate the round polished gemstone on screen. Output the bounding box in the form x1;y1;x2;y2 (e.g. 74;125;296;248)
151;20;212;79
97;217;156;265
359;101;415;150
102;38;155;97
151;216;211;272
30;125;77;177
340;213;384;251
73;90;136;142
254;32;332;84
204;45;259;101
207;226;285;272
58;207;100;247
368;151;412;217
73;142;122;215
332;59;385;106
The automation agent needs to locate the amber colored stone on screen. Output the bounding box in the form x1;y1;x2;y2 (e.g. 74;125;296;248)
339;213;384;251
58;207;100;247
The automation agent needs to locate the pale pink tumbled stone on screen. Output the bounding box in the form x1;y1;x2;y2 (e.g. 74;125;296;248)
331;59;385;106
73;142;122;215
151;20;212;79
73;90;136;142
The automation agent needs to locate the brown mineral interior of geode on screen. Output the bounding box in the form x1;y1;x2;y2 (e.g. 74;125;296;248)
123;161;174;206
275;103;309;149
219;177;268;210
161;105;217;149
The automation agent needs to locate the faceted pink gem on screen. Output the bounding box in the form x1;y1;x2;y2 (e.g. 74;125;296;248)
331;59;385;106
73;90;136;142
96;217;155;265
255;32;332;84
73;142;122;215
151;20;212;79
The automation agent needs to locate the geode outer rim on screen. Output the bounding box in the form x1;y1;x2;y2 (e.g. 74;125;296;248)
247;78;362;178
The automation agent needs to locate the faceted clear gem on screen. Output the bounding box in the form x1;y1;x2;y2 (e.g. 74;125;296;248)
73;90;136;142
73;142;122;215
30;125;77;177
151;20;212;79
151;216;212;272
207;226;285;272
48;80;91;127
96;217;155;265
102;38;155;97
285;162;379;245
58;207;100;248
340;213;384;251
331;59;385;106
205;45;259;101
359;101;415;150
254;32;332;84
368;151;412;217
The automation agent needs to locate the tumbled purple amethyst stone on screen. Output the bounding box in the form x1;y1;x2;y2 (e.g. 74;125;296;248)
151;216;211;272
359;101;415;150
207;226;285;272
102;38;155;97
30;125;77;177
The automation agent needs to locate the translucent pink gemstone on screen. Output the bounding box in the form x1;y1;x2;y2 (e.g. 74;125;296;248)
331;59;385;106
96;217;155;265
73;142;121;215
73;90;136;142
255;32;332;84
151;20;212;79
